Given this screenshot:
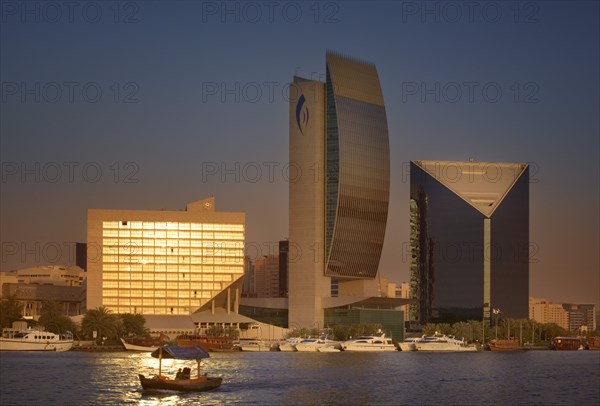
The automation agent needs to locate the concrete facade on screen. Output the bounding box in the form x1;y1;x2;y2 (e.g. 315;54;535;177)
288;76;329;330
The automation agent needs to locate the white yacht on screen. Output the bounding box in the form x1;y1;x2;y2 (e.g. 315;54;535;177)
0;329;73;352
413;333;477;352
295;336;341;352
239;340;272;352
341;333;397;352
278;337;303;352
317;344;341;352
398;337;419;352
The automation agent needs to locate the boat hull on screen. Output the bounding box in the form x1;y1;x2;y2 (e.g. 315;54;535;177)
587;337;600;350
318;346;341;352
552;337;584;351
0;338;73;352
139;374;222;392
177;337;234;352
398;343;417;352
415;344;477;352
488;339;519;352
342;345;397;352
121;338;159;352
240;343;272;351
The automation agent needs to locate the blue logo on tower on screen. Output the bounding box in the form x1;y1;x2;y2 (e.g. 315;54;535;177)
296;94;309;135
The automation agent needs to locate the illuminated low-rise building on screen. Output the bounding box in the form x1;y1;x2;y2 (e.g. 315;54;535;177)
0;265;86;318
86;197;245;317
529;297;596;332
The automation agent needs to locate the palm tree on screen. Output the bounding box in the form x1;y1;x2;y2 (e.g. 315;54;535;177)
82;307;118;344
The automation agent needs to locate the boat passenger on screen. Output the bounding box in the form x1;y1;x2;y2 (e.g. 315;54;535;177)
175;368;183;379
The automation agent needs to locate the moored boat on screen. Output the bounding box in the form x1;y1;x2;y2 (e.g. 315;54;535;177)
0;328;73;352
121;333;169;351
398;337;419;352
138;345;222;392
278;337;303;352
318;344;341;352
413;333;477;352
488;338;520;352
341;333;397;352
296;336;342;352
586;336;600;350
177;335;234;352
239;340;272;351
552;337;584;351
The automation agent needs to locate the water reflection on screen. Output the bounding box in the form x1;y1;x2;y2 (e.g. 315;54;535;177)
0;351;598;405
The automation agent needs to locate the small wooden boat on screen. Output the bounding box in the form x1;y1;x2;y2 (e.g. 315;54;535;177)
138;345;222;392
488;338;519;351
122;333;169;351
552;337;584;351
586;336;600;350
176;335;234;352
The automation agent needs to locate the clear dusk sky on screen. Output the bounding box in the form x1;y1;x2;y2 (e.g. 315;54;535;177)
1;1;598;308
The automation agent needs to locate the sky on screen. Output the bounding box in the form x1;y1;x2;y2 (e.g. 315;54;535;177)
1;1;598;308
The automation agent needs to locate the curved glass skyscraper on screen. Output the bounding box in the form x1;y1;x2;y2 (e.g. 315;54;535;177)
289;52;390;329
325;53;390;279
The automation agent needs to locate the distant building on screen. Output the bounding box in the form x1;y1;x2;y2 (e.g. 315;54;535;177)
529;297;596;332
396;282;411;322
410;160;529;324
242;255;255;297
254;255;280;298
75;242;87;271
278;240;289;297
87;197;246;318
0;265;86;319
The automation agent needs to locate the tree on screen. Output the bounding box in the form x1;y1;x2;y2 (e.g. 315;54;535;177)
82;307;118;344
38;301;63;325
0;295;23;328
38;301;77;335
119;313;147;337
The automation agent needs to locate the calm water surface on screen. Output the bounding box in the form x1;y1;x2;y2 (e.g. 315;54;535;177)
1;350;599;405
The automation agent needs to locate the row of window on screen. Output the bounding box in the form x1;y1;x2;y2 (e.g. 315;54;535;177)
102;256;243;265
103;221;244;231
104;299;208;307
102;238;243;248
102;264;241;272
102;272;237;282
105;306;198;315
102;230;244;239
103;247;243;255
103;287;220;297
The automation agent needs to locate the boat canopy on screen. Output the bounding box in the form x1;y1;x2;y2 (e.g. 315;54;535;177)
151;345;210;360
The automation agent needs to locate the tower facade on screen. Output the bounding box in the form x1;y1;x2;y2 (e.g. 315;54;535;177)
289;52;390;329
87;198;245;315
409;160;529;324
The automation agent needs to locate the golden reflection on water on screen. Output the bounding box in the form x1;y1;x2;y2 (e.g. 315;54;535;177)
1;350;598;405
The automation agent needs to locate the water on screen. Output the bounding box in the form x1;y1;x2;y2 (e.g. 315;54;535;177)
1;350;599;405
